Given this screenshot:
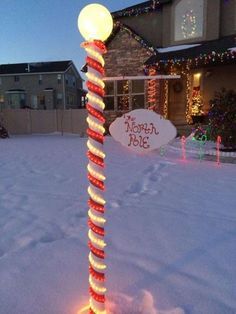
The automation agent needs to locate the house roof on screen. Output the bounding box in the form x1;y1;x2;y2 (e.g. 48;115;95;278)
0;60;73;75
112;0;172;18
106;21;157;55
145;35;236;67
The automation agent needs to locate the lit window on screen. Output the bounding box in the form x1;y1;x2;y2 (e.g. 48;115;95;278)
37;95;45;105
104;80;145;111
174;0;204;41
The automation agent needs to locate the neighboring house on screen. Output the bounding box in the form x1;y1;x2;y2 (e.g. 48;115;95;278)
104;0;236;126
0;60;85;110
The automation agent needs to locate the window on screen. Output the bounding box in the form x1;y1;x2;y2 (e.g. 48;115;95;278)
104;81;115;110
174;0;204;41
0;77;2;85
57;74;62;84
65;74;76;88
7;91;25;109
57;93;63;105
66;94;74;107
14;76;20;82
104;80;145;111
37;95;45;106
39;74;43;85
0;93;4;103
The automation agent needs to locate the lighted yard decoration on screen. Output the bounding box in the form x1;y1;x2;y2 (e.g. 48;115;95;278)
109;109;176;153
181;135;186;161
78;3;113;313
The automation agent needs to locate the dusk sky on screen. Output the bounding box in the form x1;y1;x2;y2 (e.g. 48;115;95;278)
0;0;140;75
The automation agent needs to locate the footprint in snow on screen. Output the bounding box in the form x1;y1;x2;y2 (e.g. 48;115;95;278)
126;161;175;197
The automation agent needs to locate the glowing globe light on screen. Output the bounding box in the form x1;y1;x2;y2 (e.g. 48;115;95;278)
78;3;113;41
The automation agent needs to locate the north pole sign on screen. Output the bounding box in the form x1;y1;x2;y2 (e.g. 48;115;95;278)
109;109;177;152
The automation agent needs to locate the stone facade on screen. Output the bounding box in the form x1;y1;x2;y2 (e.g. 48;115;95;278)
105;29;152;77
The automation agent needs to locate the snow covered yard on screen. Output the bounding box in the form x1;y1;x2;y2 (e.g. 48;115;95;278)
0;134;236;314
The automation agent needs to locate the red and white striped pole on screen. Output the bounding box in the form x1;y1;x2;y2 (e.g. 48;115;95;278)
78;4;113;314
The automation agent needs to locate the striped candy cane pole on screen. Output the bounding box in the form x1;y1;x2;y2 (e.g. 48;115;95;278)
81;40;107;314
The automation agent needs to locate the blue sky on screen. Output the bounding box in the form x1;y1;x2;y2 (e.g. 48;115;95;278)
0;0;140;73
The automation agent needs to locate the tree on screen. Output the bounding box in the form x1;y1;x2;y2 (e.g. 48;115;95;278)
208;89;236;149
191;86;204;116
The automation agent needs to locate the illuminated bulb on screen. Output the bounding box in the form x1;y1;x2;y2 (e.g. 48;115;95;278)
88;230;106;249
85;47;105;66
86;73;105;89
88;209;106;225
87;117;105;134
87;94;105;110
87;141;105;159
78;4;113;42
89;275;106;294
88;186;106;206
87;165;106;181
89;252;107;270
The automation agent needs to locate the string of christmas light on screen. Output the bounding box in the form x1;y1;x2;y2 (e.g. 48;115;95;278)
186;72;192;124
119;80;130;111
81;39;107;314
181;9;197;39
151;50;236;71
112;1;162;18
163;80;168;118
106;22;157;55
147;67;158;110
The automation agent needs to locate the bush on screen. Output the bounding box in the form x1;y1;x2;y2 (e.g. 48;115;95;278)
0;123;9;138
208;89;236;149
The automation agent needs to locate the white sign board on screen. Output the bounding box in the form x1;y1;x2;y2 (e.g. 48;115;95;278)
109;109;177;153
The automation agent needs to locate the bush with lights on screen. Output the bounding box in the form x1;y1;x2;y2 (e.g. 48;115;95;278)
208;88;236;150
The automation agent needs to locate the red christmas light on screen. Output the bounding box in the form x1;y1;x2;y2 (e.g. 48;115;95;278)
86;103;105;123
88;198;105;214
88;173;105;190
89;287;105;303
88;219;105;236
89;265;105;281
89;241;105;259
87;128;104;144
86;56;105;75
87;81;105;98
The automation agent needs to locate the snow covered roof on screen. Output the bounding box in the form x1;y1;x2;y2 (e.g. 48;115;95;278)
157;44;201;53
146;35;236;66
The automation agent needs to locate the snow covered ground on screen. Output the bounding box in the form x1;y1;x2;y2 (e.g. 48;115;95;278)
0;134;235;314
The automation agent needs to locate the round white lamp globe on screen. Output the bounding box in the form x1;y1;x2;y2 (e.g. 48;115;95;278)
78;3;113;42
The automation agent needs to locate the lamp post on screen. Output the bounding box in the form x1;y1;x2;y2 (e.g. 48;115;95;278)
78;4;113;314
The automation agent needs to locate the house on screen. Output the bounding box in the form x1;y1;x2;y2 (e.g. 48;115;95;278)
0;60;85;110
104;0;236;128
